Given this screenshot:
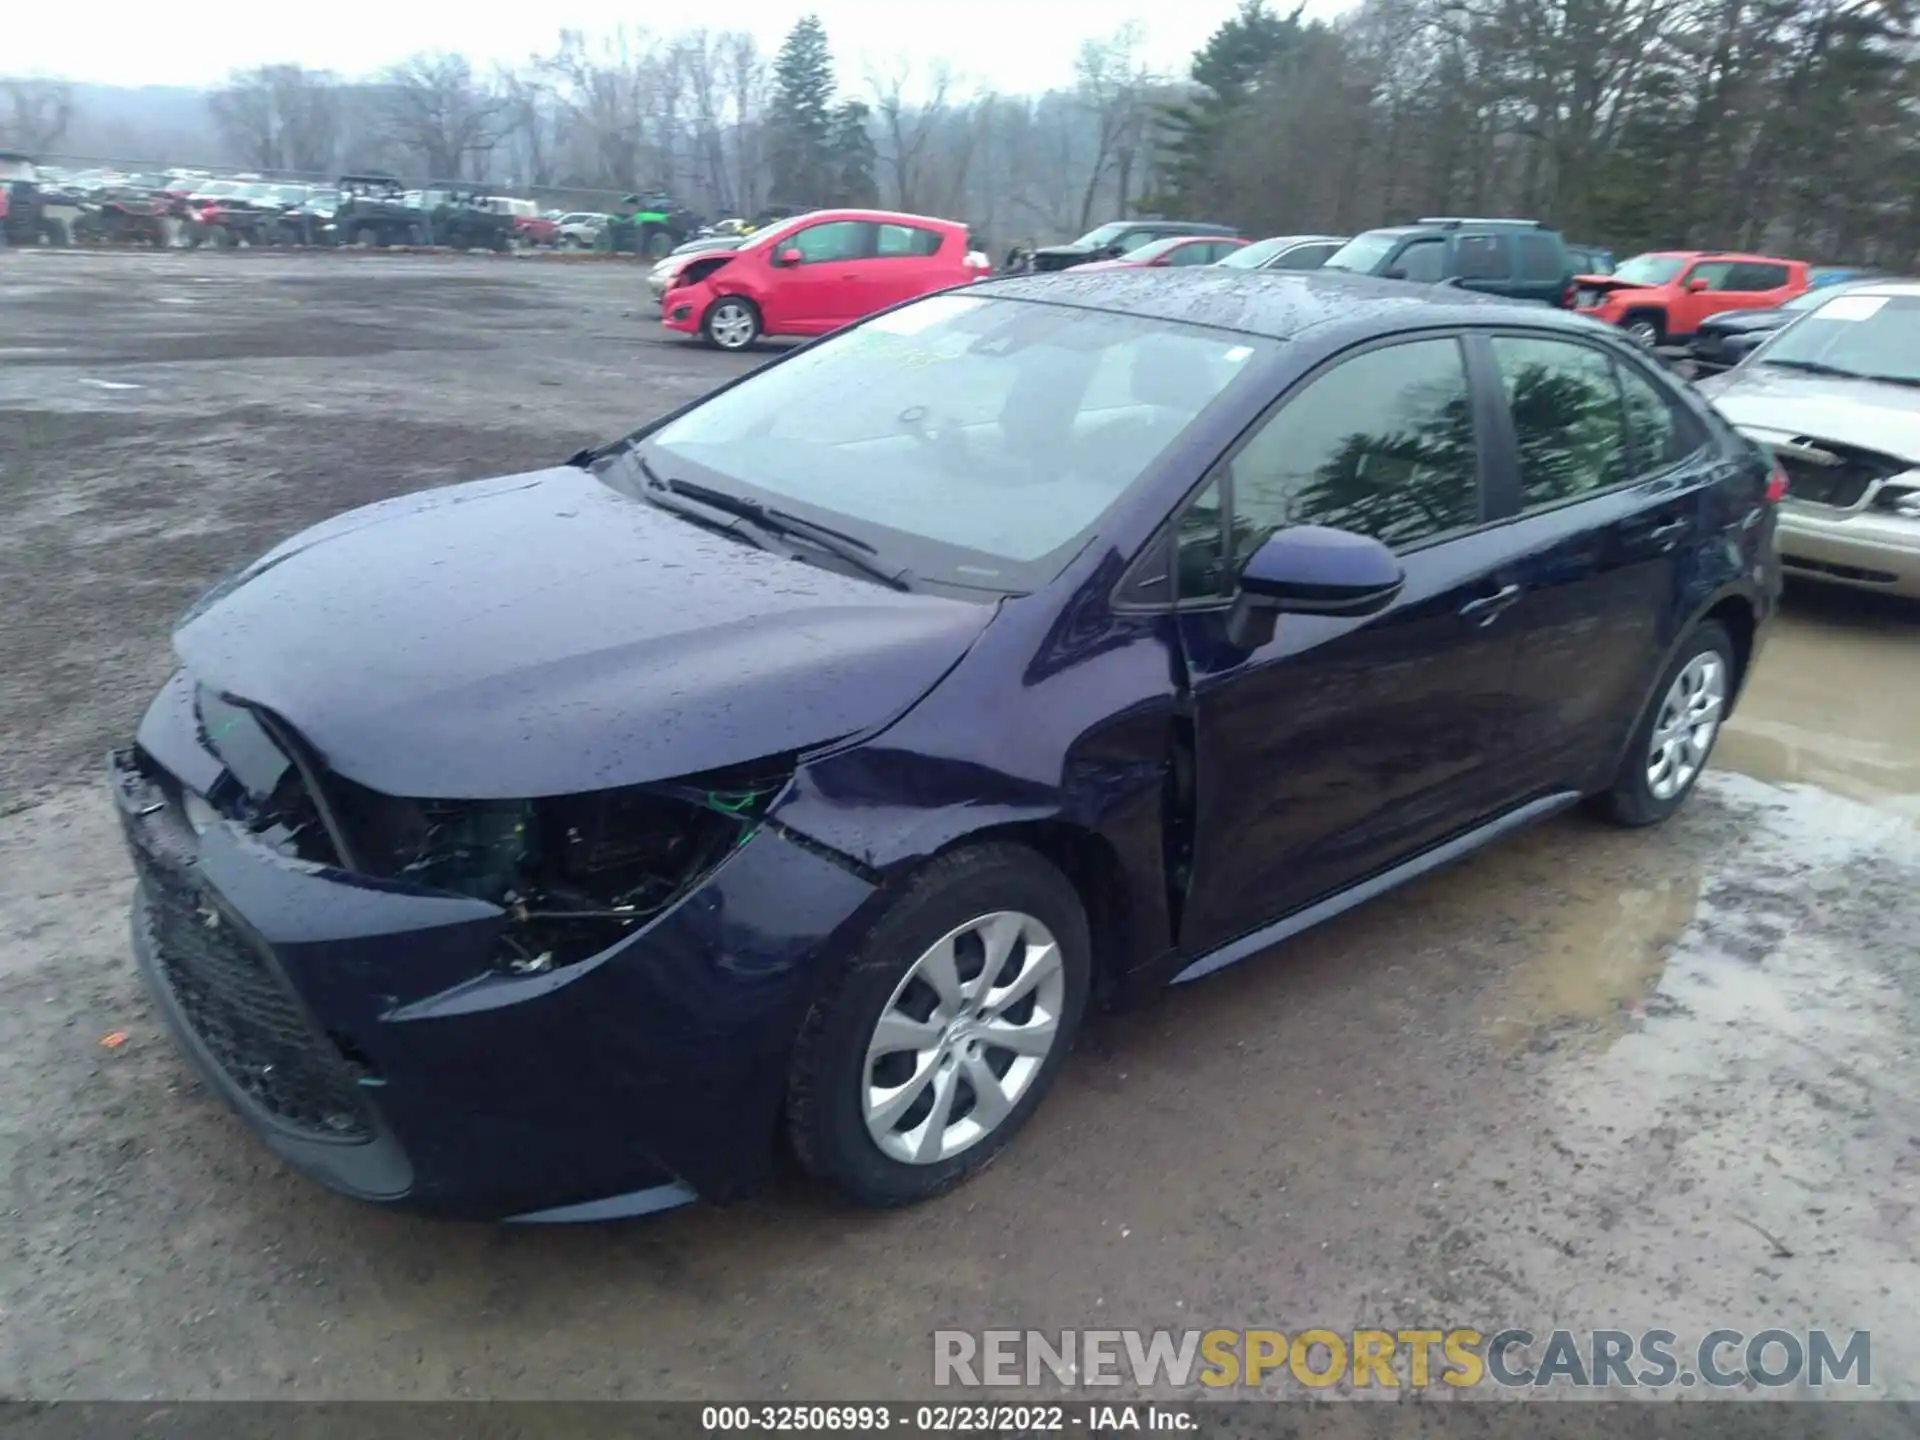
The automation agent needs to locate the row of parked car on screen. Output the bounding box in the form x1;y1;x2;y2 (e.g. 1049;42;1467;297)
648;206;1888;385
0;154;688;255
642;205;1915;607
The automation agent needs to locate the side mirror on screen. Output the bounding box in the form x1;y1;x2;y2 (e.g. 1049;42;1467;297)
1384;266;1408;281
775;246;803;267
1686;277;1710;293
1227;526;1404;647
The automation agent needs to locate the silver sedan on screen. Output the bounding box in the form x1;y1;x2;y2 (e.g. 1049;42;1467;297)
1696;279;1920;600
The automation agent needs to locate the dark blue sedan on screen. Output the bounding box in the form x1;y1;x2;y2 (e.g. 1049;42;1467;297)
111;269;1784;1221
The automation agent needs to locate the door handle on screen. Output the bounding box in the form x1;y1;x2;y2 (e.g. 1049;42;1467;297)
1458;583;1523;625
1646;519;1689;545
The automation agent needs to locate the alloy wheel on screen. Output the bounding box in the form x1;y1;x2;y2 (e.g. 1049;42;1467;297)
708;301;757;350
1646;651;1725;801
862;911;1065;1165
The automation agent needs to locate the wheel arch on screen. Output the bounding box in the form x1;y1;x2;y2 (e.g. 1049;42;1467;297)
921;819;1135;1009
1597;582;1760;790
1620;305;1668;339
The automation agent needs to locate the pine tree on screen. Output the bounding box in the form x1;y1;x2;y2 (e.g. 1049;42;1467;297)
1147;0;1310;217
825;100;878;207
766;15;837;206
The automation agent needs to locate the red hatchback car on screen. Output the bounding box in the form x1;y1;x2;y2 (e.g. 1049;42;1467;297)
662;208;987;350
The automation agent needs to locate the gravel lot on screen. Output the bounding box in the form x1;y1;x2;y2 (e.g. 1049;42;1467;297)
2;249;1916;1405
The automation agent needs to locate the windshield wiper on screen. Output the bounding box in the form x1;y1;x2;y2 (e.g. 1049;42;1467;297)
642;468;912;591
1759;358;1867;380
1858;372;1920;390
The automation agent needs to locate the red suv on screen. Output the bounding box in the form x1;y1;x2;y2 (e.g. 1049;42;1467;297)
662;208;987;351
1573;251;1810;346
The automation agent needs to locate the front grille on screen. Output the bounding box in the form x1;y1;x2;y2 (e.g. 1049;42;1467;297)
133;838;375;1143
1031;252;1081;273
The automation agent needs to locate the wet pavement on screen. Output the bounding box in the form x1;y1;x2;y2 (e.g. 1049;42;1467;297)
0;250;1915;1403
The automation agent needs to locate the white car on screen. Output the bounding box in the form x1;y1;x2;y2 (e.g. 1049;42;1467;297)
556;212;610;249
1696;279;1920;600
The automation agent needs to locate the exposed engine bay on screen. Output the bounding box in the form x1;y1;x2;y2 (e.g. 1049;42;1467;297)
192;681;791;974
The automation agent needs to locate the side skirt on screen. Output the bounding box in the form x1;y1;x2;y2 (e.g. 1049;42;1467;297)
1169;790;1584;987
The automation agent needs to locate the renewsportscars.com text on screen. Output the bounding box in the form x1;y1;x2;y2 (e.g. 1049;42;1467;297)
933;1328;1872;1391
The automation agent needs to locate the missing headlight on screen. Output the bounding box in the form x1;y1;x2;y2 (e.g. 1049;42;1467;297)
328;757;795;972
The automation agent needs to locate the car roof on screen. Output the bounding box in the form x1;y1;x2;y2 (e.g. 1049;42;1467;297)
970;267;1609;342
1361;220;1557;237
781;207;962;229
1639;250;1801;263
1805;277;1920;299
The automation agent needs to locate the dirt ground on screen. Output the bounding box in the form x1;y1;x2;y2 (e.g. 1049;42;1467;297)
1;250;1917;1404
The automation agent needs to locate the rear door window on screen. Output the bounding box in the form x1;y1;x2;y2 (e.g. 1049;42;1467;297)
1515;234;1565;281
1456;234;1513;281
876;223;943;258
788;220;872;263
1728;262;1790;291
1617;360;1705;474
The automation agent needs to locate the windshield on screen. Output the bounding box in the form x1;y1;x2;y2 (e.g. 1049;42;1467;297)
1219;238;1290;269
1783;284;1855;312
1610;254;1687;287
641;293;1268;590
1756;293;1920;385
1070;223;1131;249
1321;232;1399;274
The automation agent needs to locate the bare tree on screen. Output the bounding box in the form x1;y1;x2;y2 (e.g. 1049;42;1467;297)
869;58;960;212
539;27;672;190
721;32;769;215
1073;26;1155;228
208;66;340;173
377;53;504;180
495;69;558;187
0;79;76;154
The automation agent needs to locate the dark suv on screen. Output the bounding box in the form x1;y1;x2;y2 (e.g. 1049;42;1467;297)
1323;218;1575;306
1030;220;1239;273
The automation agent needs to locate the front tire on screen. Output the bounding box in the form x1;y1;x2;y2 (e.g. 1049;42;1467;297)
1622;313;1664;347
787;844;1091;1208
1593;621;1733;827
702;296;761;351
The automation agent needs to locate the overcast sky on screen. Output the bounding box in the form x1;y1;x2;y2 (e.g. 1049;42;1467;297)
9;0;1348;95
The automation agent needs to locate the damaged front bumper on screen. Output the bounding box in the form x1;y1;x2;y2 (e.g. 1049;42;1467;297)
110;678;880;1221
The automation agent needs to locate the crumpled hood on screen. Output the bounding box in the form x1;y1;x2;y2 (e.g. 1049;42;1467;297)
1696;368;1920;464
174;466;995;799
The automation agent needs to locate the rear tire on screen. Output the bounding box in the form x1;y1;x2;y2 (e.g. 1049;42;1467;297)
702;296;761;351
1592;621;1733;827
786;844;1090;1208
